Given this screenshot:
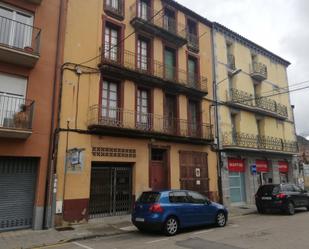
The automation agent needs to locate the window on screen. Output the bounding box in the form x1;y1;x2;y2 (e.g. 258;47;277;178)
101;80;118;120
164;94;177;133
231;113;237;143
137;38;149;71
0;4;33;49
163;8;176;33
137;0;150;20
169;191;188;203
188;56;198;87
187;191;207;204
164;47;176;81
188;100;199;136
138;192;161;204
136;88;150;129
106;0;119;10
187;19;198;49
104;24;119;61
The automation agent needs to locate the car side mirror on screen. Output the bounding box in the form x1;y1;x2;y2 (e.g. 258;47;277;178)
205;199;211;205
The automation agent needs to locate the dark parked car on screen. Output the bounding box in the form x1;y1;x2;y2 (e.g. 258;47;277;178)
255;184;309;215
132;190;228;236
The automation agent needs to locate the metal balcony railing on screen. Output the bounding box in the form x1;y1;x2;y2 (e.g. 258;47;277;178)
0;15;41;54
230;88;288;118
129;1;187;40
101;49;208;92
88;105;213;140
251;62;268;80
105;0;124;18
222;131;298;153
0;94;35;130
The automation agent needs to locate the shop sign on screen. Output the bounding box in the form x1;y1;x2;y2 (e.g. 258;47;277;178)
256;160;268;172
228;158;245;172
278;161;288;173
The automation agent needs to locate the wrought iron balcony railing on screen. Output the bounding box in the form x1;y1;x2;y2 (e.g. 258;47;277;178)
104;0;124;19
222;131;298;153
88;105;213;141
250;62;268;81
229;88;288;118
101;49;208;92
227;54;236;71
0;15;41;55
129;1;187;46
0;94;35;130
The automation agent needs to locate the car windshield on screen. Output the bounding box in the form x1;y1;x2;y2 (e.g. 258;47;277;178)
257;185;280;195
138;192;161;204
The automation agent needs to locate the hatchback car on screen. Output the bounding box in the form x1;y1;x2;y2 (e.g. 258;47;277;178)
132;190;228;236
255;184;309;215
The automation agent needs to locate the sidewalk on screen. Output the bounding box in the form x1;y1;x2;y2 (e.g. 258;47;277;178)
0;215;133;249
0;207;257;249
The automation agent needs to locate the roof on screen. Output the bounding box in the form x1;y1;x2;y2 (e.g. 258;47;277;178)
213;22;291;67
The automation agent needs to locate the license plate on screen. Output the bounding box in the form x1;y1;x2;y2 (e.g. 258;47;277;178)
135;218;144;222
261;197;272;200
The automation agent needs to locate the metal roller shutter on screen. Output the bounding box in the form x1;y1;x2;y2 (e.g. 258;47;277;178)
0;157;38;231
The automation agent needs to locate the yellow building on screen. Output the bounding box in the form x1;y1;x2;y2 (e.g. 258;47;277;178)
213;23;298;207
54;0;217;224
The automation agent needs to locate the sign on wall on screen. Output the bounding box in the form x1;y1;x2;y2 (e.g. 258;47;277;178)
256;160;268;172
228;158;245;172
66;148;85;173
278;161;289;173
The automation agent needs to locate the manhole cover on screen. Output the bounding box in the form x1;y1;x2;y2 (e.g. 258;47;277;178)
176;237;243;249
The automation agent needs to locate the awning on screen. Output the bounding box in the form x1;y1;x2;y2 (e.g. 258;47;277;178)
228;158;245;172
256;160;268;172
278;161;289;173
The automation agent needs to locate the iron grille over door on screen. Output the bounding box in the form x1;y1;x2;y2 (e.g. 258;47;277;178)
89;164;132;218
0;157;38;231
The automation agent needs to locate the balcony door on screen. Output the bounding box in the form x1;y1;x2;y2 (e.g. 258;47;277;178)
137;38;150;71
163;8;176;33
188;56;198;87
136;88;151;130
164;94;177;134
0;4;33;49
106;0;119;10
0;73;27;128
104;24;119;62
164;47;176;81
188;100;200;137
137;0;151;21
101;80;119;126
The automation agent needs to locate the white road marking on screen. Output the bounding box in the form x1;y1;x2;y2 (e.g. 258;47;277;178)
193;229;215;235
72;242;94;249
120;225;136;231
146;238;169;244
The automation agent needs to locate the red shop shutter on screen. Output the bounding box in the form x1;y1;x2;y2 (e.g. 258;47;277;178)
278;161;288;173
228;158;245;172
256;160;268;172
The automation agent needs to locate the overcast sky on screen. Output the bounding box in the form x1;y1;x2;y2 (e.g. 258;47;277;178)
177;0;309;138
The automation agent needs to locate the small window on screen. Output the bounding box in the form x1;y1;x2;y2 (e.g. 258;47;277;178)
138;192;161;204
169;191;188;203
187;191;207;204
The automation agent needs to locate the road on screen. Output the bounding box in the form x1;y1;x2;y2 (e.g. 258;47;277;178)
38;209;309;249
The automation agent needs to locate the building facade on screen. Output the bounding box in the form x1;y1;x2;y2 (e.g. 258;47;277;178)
213;23;298;207
297;136;309;189
54;0;218;225
0;0;61;231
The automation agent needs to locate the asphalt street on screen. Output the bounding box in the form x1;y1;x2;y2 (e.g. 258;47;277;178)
36;209;309;249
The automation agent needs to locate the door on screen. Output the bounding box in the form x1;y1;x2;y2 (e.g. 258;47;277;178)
229;171;246;204
188;57;197;87
164;48;176;81
101;80;119;126
163;8;176;33
89;164;132;218
188;101;200;137
150;149;168;190
0;157;38;231
168;191;192;227
138;0;150;20
164;94;177;134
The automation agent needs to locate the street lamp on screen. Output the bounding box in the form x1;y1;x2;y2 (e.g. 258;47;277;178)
214;68;242;204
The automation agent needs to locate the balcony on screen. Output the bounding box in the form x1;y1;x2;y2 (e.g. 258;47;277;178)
88;105;213;144
99;49;208;96
227;54;236;75
25;0;42;4
0;95;35;139
228;88;288;119
222;131;298;154
129;1;187;47
187;32;199;53
104;0;124;20
0;16;41;68
250;62;267;81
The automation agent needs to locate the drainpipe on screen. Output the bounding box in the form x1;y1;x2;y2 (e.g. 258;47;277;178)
210;25;223;204
44;0;68;229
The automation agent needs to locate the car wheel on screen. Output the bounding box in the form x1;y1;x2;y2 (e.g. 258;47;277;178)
216;212;227;227
286;202;295;215
164;216;179;236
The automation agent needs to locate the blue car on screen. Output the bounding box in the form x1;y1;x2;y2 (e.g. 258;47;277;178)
132;190;228;236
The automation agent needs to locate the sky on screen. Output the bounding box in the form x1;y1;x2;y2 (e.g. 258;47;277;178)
177;0;309;138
